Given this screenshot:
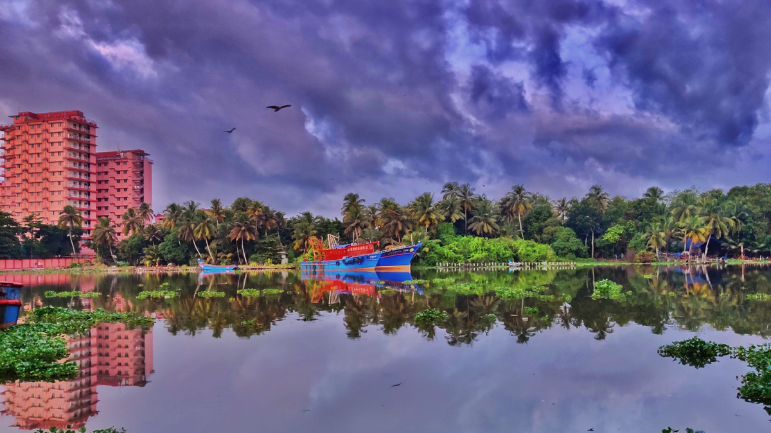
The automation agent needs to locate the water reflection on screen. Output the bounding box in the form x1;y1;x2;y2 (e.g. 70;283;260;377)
1;264;771;431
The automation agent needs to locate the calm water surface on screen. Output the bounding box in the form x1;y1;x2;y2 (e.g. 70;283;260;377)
2;265;771;432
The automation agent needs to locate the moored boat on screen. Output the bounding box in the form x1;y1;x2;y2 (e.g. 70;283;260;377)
198;260;237;272
376;243;422;272
301;237;422;272
0;282;22;329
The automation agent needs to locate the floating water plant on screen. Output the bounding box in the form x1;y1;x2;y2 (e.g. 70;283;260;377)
136;290;178;299
0;307;152;383
262;289;284;296
237;289;261;298
591;280;625;300
34;427;126;433
432;277;456;284
495;285;554;301
414;308;448;325
747;293;771;301
659;337;771;414
404;279;428;284
198;291;225;298
44;291;101;298
523;307;539;316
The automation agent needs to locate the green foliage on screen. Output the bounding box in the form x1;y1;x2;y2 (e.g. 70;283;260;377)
658;337;732;368
431;277;456;284
158;231;191;265
198;291;225;298
68;262;82;269
44;291;100;298
549;227;587;259
591;279;625;300
495;285;553;301
117;233;148;265
237;289;261;298
404;279;428;284
34;427;126;433
635;251;656;263
523;306;539;316
0;307;151;382
414;308;448;325
262;289;284;296
137;290;178;299
747;293;771;301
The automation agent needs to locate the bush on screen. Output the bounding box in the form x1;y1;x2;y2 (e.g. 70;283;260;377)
68;262;82;269
635;251;656;263
549;227;588;259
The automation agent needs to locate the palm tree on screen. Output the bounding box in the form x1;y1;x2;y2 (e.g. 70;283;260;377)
374;198;400;228
643;186;665;203
501;184;531;238
438;197;464;223
671;192;699;223
441;182;460;200
468;200;499;236
585;185;610;258
409;193;443;233
228;213;257;264
382;208;412;244
645;222;666;258
137;202;154;225
92;216;118;259
259;207;280;236
457;184;476;235
194;212;217;262
679;215;708;255
178;206;203;259
143;244;163;266
342;193;365;216
121;208;143;236
247;201;265;234
699;198;734;260
208;199;226;227
553;197;570;223
343;206;369;242
143;224;163;246
725;200;749;235
162;203;183;230
57;205;83;258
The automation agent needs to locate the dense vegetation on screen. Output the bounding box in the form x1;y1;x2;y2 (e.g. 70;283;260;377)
3;182;771;265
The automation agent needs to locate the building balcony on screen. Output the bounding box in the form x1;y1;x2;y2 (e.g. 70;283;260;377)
66;136;93;146
64;127;96;136
64;155;93;164
67;196;96;202
66;166;96;174
65;186;94;193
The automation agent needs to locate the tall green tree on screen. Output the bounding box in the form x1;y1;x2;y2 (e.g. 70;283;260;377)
57;205;83;258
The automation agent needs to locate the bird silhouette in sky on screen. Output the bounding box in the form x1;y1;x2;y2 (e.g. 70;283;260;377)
224;128;236;133
267;105;291;112
391;383;401;388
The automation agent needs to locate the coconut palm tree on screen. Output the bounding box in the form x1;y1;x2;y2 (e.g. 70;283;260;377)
137;202;154;225
441;182;460;200
92;216;117;259
382;208;412;244
500;184;532;238
553;197;570;223
585;185;609;258
342;193;365;216
679;215;708;255
374;198;400;228
468;200;499;236
645;222;666;258
671;191;699;223
228;213;257;264
699;198;734;260
247;201;265;232
292;216;317;254
343;206;369;242
438;197;464;224
194;212;217;262
258;207;280;236
143;224;163;246
121;208;143;236
725;200;749;235
409;192;443;233
162;203;183;230
456;184;476;235
643;186;665;203
208;199;226;227
57;205;83;258
177;207;203;259
142;244;163;266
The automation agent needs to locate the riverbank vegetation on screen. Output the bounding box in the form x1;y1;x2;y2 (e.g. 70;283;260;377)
2;183;771;266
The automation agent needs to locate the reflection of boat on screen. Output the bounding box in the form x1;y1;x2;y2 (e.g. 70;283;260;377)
302;270;421;303
198;260;237;272
0;281;22;329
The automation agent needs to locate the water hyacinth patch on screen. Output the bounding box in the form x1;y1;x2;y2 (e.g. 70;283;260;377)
591;280;625;300
404;279;429;284
237;289;261;298
495;285;553;301
658;337;732;368
44;291;101;298
262;289;284;296
747;293;771;301
431;278;456;284
136;290;178;299
414;308;448;325
198;291;226;298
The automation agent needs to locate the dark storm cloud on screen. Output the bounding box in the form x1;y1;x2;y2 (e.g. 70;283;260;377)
0;0;770;215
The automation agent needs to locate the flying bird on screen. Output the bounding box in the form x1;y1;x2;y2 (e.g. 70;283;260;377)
267;105;291;112
391;383;401;388
224;128;236;133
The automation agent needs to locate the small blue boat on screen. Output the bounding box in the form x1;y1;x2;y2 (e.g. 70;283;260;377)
198;260;237;272
0;282;22;329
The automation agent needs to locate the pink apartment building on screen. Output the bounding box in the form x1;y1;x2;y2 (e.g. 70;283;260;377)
95;150;153;239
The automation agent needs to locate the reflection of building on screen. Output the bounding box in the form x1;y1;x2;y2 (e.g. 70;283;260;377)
1;326;153;430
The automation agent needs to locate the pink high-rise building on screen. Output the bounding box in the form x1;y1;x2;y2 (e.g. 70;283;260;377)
95;150;153;238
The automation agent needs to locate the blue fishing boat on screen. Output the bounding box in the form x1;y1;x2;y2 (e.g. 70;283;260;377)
198;260;237;272
376;243;422;272
0;282;22;329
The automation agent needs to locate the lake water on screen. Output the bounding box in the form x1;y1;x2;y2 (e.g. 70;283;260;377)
1;265;771;432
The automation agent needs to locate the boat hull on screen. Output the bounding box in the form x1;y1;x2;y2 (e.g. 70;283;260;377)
198;260;236;272
376;243;422;272
301;252;382;272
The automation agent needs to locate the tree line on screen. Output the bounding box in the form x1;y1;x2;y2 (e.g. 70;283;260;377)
1;182;769;264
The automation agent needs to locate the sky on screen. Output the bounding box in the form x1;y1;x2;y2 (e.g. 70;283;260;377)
1;0;770;217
